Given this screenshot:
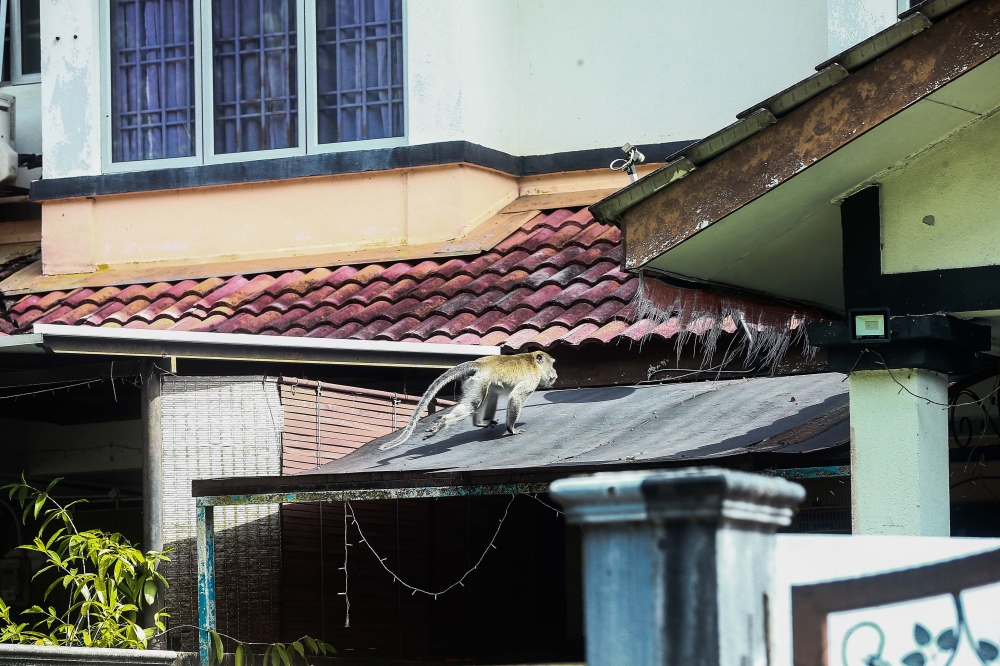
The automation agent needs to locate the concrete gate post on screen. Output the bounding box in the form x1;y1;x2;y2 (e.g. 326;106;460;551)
550;467;804;666
848;368;950;536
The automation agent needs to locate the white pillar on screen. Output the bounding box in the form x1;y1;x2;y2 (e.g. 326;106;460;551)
849;368;949;536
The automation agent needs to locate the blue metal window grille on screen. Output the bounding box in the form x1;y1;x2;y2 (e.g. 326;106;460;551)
316;0;403;144
111;0;196;162
212;0;298;154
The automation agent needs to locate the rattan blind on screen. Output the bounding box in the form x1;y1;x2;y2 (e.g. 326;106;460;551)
278;378;453;474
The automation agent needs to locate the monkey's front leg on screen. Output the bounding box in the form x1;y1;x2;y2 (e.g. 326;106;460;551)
504;381;537;436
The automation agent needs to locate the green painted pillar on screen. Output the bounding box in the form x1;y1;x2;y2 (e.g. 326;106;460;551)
848;368;949;536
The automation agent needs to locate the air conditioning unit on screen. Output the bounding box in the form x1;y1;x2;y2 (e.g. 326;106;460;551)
0;93;17;185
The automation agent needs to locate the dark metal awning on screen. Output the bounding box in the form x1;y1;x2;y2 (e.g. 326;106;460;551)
192;372;849;502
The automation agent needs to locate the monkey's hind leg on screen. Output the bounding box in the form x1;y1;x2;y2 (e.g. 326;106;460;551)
473;385;500;427
504;381;537;436
424;376;487;439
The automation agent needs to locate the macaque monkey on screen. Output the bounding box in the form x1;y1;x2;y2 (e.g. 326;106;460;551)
378;352;558;451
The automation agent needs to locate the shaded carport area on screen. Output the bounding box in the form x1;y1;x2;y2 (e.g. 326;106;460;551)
192;372;850;665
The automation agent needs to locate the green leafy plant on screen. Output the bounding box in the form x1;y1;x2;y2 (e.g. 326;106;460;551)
0;476;170;648
206;630;336;666
0;476;335;661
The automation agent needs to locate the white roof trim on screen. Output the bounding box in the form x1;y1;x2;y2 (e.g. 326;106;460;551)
0;325;499;367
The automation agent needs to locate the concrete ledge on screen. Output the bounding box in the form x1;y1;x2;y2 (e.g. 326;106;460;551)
0;644;194;666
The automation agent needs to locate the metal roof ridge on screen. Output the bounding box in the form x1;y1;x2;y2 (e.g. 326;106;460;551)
815;12;931;73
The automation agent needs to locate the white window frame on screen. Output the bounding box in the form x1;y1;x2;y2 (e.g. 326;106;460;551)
303;0;408;156
99;0;204;173
101;0;408;174
1;0;41;86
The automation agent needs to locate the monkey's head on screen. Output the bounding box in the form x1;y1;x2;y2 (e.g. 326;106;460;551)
533;351;557;388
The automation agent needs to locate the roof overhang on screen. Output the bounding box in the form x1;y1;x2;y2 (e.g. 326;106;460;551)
598;0;1000;312
0;324;499;368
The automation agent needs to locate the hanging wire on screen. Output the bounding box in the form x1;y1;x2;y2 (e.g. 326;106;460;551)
528;493;562;516
319;502;326;639
857;348;1000;408
0;378;107;400
345;494;517;600
340;501;350;627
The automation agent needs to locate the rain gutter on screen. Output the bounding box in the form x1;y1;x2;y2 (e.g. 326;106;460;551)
0;324;499;368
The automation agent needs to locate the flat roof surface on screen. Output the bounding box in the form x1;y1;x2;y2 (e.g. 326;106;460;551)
304;372;847;475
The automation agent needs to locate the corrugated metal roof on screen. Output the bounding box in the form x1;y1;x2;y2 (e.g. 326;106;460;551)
300;372;848;476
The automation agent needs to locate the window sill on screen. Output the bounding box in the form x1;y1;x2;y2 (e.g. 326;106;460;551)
30;140;692;202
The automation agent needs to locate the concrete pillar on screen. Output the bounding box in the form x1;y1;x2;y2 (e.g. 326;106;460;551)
140;360;164;632
550;468;804;666
849;368;950;536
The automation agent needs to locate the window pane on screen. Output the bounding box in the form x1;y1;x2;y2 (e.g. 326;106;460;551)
212;0;298;154
111;0;197;162
2;1;11;83
316;0;403;144
19;0;40;75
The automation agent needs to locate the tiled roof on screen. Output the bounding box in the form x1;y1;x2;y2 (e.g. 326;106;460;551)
0;209;768;350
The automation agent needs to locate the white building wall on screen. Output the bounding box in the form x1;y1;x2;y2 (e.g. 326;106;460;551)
38;0;898;179
39;0;102;178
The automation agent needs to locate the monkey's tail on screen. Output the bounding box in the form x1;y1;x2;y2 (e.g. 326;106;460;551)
378;360;479;451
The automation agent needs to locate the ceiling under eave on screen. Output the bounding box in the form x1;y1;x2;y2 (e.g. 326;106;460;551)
637;48;1000;313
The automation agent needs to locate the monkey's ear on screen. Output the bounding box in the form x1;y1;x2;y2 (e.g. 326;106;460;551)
535;353;543;363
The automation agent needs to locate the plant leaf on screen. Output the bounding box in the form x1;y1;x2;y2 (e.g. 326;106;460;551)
937;629;958;651
236;643;245;666
913;623;931;646
211;630;224;666
277;644;291;666
143;580;157;606
978;641;1000;663
33;494;46;519
291;641;305;661
303;636;317;654
902;652;925;666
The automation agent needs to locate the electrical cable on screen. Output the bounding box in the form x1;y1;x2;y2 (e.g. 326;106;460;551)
851;348;1000;409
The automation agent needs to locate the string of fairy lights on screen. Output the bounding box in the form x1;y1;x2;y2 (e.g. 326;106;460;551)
335;492;562;629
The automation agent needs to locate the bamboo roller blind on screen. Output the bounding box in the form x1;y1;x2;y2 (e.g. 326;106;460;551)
278;377;454;474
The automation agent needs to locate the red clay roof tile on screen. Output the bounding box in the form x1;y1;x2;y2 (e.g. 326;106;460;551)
405;277;448;301
463;310;508;335
374;317;422;341
479;330;509;346
406;315;451;341
453;333;482;345
0;208;801;352
522;305;567;330
552;302;595;328
489;308;537;334
485;250;530;275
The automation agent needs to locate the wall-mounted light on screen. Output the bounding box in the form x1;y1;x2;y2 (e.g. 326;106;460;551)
848;308;891;343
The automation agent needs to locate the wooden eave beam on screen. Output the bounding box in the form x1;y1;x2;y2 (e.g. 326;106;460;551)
620;0;1000;271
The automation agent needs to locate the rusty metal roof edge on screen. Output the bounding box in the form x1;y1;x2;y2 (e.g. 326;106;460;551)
189;452;850;498
736;65;849;120
815;12;932;72
588;158;696;226
590;111;778;226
